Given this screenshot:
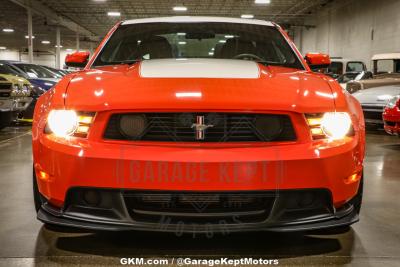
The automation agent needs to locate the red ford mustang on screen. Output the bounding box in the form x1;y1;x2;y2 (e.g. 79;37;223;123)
383;96;400;136
32;17;365;233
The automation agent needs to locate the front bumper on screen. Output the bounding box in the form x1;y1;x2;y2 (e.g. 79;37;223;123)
361;104;384;125
383;110;400;135
0;97;32;112
37;188;359;233
34;133;363;207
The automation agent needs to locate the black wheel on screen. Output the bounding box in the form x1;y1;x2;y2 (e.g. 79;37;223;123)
33;167;45;212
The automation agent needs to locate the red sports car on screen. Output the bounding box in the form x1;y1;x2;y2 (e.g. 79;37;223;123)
32;17;365;233
383;96;400;136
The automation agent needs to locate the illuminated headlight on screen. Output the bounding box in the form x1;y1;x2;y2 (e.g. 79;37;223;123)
47;110;79;137
46;110;95;138
321;112;352;140
306;112;353;140
386;95;400;109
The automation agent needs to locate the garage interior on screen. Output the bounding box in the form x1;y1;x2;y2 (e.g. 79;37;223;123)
0;0;400;266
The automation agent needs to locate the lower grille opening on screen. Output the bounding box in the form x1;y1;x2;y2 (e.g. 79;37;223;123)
62;188;335;226
123;192;275;224
385;121;396;127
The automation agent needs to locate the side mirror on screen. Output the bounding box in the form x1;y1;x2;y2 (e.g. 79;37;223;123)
65;51;90;68
305;53;331;69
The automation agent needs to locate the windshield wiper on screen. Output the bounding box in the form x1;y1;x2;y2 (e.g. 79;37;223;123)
93;59;141;67
119;59;142;65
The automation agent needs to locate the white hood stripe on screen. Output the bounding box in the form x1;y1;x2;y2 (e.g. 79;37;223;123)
139;59;260;79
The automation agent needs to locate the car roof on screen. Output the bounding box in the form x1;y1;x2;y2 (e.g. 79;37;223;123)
122;16;274;27
372;53;400;60
331;59;364;63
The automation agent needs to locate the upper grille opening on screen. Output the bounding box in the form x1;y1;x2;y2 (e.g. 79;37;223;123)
103;112;296;142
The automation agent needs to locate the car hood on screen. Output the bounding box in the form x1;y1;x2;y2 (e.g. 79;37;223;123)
0;73;30;85
64;59;336;113
352;85;400;105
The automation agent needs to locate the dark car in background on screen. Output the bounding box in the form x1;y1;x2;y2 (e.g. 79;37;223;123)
0;61;60;119
41;65;68;78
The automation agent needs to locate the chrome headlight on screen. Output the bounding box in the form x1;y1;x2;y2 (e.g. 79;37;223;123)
47;110;78;137
386;95;400;109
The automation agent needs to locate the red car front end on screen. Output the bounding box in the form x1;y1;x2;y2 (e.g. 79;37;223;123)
383;96;400;136
32;17;365;233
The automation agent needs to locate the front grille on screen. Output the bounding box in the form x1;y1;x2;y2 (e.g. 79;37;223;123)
363;111;382;120
123;191;276;224
104;113;296;142
0;83;11;90
0;91;10;98
361;105;384;121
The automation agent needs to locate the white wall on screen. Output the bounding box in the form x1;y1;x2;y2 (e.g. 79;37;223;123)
296;0;400;70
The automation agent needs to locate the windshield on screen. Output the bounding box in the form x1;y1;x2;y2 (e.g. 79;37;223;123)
327;62;343;75
14;64;59;79
0;63;26;78
337;72;359;83
93;22;303;69
373;59;400;74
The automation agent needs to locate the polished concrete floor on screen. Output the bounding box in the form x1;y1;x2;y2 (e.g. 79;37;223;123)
0;125;399;266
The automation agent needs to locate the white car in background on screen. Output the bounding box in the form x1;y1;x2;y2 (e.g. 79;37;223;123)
347;53;400;93
353;85;400;126
337;71;373;90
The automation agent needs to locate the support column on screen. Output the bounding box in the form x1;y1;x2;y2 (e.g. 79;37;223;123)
27;7;33;63
55;26;61;68
76;30;80;51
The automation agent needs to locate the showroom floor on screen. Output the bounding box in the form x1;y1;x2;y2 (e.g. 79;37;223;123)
0;126;399;267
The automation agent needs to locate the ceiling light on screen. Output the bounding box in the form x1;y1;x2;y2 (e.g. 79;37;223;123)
173;6;187;11
255;0;271;4
241;14;254;19
107;11;120;16
219;40;226;43
177;32;186;36
0;47;6;50
225;35;234;38
178;41;186;45
25;35;35;39
2;29;14;33
41;40;50;44
54;45;63;48
208;52;214;56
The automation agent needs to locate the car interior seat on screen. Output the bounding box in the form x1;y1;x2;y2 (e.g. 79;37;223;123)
135;36;173;59
219;38;257;59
